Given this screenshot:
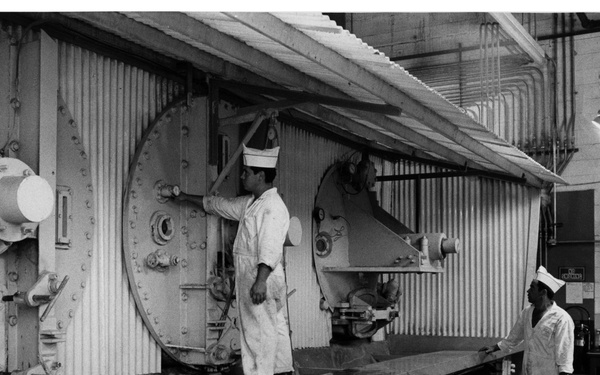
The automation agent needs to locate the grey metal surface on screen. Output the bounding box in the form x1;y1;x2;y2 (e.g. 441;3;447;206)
53;96;96;331
122;96;242;368
372;158;540;338
321;350;516;375
278;125;351;349
312;161;457;339
57;41;182;375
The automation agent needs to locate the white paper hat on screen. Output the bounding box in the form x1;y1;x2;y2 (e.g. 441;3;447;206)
242;144;279;168
536;265;565;293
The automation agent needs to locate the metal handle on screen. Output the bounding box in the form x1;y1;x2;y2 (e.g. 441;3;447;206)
40;275;69;322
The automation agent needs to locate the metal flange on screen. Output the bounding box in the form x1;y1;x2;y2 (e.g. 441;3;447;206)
53;96;96;330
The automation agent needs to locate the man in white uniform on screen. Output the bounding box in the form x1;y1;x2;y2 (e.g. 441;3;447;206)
480;266;574;375
173;145;294;375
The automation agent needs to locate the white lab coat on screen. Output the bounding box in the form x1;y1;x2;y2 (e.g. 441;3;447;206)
497;302;574;375
204;188;293;375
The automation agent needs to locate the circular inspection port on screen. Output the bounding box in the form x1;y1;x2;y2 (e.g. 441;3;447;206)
151;211;175;245
315;232;333;257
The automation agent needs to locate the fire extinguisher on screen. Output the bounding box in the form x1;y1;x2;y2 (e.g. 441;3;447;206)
574;323;590;373
575;323;590;350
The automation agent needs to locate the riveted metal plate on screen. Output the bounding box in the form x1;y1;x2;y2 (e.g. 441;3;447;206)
313;164;374;310
314;162;456;314
123;96;240;368
54;96;96;329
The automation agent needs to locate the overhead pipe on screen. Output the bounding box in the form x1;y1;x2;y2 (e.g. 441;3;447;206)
434;77;532;150
390;23;599;63
506;86;526;147
479;23;486;127
489;13;546;65
407;55;552;159
495;23;503;132
576;13;600;29
569;13;576;151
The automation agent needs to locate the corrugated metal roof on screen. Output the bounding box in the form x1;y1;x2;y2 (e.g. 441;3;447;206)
65;11;564;187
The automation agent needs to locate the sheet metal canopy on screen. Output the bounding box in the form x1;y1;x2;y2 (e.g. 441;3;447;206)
64;11;565;187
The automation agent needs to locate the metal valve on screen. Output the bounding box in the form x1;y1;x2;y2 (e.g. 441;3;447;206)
160;184;180;198
1;272;70;322
154;180;180;203
146;249;180;272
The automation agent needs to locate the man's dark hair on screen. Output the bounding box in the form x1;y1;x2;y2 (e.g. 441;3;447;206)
537;280;555;299
250;167;277;183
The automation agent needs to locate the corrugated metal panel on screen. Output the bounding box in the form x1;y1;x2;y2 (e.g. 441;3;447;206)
277;124;351;349
180;12;561;184
372;159;539;338
58;41;183;375
89;11;564;185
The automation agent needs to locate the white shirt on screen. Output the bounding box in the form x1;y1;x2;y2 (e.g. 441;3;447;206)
203;188;293;374
498;302;574;374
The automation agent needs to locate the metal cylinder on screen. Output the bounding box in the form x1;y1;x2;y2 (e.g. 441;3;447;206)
441;237;460;255
284;216;302;247
0;175;54;223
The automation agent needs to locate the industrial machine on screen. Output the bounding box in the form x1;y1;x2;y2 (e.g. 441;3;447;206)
121;96;242;371
313;156;459;339
1;92;457;373
1;97;97;374
121;96;301;371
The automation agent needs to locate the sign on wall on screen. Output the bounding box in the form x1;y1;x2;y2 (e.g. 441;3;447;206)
559;267;585;282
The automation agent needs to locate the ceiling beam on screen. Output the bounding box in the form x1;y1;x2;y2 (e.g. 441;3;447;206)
224;89;420;157
224;12;547;187
65;12;449;166
62;12;269;89
490;13;546;66
215;80;401;116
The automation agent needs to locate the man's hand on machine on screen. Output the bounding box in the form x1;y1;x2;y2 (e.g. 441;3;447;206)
165;186;205;211
478;344;499;354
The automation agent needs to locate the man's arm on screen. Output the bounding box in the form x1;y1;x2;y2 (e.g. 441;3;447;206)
478;344;499;354
250;263;272;304
480;308;527;355
555;316;575;375
173;191;205;211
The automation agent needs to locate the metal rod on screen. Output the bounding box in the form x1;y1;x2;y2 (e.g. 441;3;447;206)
208;77;220;166
415;176;421;233
378;171;479;181
209;110;270;194
215;79;402;116
165;344;206;352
